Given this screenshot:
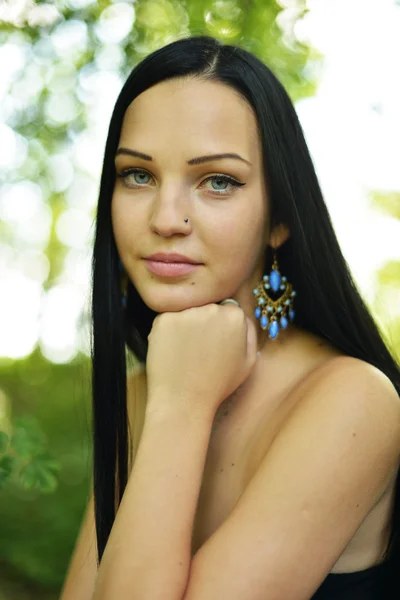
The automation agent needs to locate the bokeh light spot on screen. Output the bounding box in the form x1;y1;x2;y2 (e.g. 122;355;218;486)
0;181;42;223
95;4;135;44
56;208;93;250
45;93;79;125
0;270;41;359
39;284;84;364
51;20;88;59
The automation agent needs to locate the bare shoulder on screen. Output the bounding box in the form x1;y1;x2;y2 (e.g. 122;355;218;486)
126;362;147;471
126;361;146;414
303;354;400;408
286;354;400;471
184;354;400;598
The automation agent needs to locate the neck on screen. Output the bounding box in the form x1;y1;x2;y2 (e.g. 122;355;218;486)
211;324;304;434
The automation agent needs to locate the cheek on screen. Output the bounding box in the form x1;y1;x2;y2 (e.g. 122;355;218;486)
111;195;138;249
212;206;265;252
211;210;266;276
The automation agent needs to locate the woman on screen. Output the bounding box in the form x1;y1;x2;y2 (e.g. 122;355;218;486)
61;35;400;600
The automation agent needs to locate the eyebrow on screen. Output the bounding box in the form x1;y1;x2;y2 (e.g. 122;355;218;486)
115;147;252;166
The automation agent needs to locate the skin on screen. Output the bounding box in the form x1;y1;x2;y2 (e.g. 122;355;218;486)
112;75;296;362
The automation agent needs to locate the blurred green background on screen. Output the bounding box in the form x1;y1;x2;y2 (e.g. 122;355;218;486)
1;0;399;598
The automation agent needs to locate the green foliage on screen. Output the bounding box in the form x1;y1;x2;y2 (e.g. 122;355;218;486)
0;430;9;453
0;351;92;590
377;261;400;286
366;190;400;353
0;454;15;487
0;415;61;493
369;190;400;221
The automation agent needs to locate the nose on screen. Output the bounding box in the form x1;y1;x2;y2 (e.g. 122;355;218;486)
149;187;191;237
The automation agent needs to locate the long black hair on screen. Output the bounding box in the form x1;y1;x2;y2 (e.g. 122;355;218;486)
91;35;400;573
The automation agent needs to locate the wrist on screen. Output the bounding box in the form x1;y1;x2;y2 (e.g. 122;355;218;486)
145;389;216;426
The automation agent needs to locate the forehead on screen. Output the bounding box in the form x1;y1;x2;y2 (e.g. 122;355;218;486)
118;78;261;161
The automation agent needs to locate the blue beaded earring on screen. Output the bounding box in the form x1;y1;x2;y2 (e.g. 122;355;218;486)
252;247;296;340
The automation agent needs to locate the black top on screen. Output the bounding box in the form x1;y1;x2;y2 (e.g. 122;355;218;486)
311;560;395;599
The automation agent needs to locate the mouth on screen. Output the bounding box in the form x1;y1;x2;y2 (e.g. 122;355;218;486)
144;259;202;277
145;254;202;264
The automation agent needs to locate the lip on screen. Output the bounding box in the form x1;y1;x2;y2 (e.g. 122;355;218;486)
144;259;201;277
145;252;202;264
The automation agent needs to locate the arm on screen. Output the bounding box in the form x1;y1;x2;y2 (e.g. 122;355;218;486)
93;357;400;600
60;364;145;600
182;358;400;600
92;398;214;600
59;488;98;600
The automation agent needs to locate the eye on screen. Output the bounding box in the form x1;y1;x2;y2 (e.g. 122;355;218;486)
200;174;246;196
116;168;246;196
117;169;152;187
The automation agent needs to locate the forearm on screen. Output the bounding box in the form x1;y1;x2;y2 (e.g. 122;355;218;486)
92;397;214;600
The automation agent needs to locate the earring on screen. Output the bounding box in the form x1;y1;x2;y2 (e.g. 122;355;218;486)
119;259;127;308
252;247;296;340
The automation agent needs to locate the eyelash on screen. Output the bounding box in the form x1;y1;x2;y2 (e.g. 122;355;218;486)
116;168;246;196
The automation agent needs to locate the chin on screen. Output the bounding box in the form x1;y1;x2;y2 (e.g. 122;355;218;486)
141;296;198;313
142;292;219;314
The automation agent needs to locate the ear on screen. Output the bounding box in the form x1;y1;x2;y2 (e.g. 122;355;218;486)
269;223;290;248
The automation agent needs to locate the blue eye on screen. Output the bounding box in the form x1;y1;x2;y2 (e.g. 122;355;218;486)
202;175;246;196
125;170;151;185
116;168;246;196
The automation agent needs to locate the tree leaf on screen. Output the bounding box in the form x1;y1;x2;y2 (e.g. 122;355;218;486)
19;454;60;493
11;416;47;459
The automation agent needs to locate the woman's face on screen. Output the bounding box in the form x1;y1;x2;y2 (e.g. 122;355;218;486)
112;76;288;322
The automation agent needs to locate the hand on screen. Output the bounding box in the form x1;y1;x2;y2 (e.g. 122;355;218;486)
145;302;258;419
